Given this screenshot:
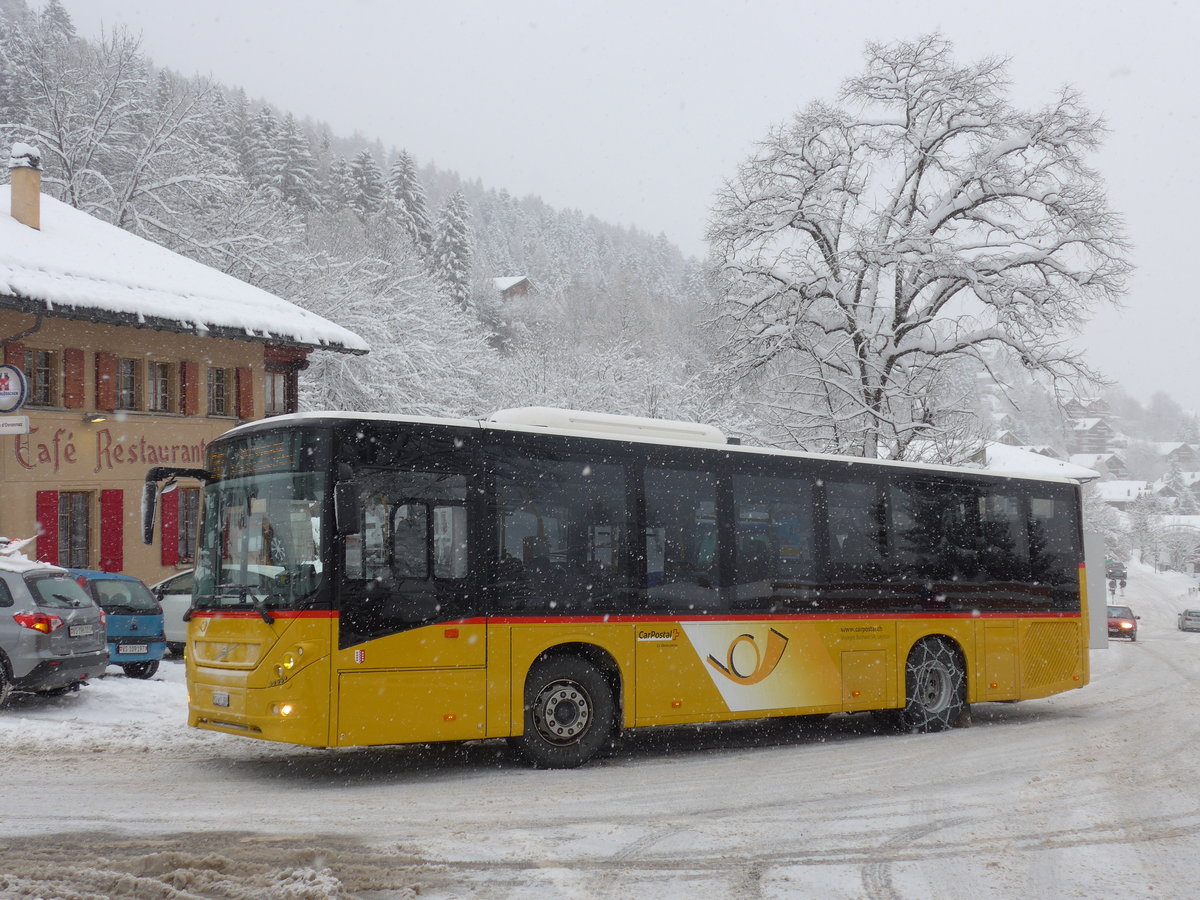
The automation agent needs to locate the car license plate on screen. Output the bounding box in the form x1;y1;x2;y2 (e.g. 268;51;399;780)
69;624;95;637
213;691;230;707
119;644;148;654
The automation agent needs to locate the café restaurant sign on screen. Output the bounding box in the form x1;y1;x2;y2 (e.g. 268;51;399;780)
14;424;208;475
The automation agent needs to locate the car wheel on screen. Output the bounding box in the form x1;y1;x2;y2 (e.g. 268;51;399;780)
517;656;615;769
1130;634;1137;642
898;637;967;733
0;663;11;710
122;660;160;679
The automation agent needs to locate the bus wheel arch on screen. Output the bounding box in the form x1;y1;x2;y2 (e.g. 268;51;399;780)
515;644;621;769
896;635;969;733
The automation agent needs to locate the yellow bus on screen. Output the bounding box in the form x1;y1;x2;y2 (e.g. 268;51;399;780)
143;407;1089;768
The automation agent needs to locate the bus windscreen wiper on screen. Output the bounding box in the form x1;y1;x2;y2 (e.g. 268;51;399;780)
237;586;275;625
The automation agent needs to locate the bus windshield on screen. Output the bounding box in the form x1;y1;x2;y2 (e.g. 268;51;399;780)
194;430;328;611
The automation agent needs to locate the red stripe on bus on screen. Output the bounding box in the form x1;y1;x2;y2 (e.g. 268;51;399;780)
189;610;339;619
486;611;1080;625
187;610;1078;624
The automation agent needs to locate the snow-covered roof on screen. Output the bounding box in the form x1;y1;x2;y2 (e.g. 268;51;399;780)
978;442;1099;481
1070;452;1121;466
0;185;368;354
1095;480;1149;502
492;275;531;292
1154;442;1194;456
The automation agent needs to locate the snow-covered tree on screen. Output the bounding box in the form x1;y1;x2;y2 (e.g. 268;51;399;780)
707;35;1130;460
348;148;385;214
432;191;473;312
39;0;73;41
387;150;433;253
275;113;319;209
325;154;354;210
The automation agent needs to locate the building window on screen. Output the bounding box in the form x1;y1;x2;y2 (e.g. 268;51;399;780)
22;349;59;406
179;487;200;562
148;362;174;413
58;492;91;569
264;368;298;417
116;358;141;410
208;367;230;416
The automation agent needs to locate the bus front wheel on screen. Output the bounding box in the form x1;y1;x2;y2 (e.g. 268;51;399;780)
518;656;615;769
898;637;967;733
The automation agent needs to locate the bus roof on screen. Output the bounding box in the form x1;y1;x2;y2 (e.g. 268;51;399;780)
220;409;1084;486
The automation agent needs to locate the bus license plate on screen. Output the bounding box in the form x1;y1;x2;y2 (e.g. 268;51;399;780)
119;644;148;654
212;691;230;707
69;624;95;637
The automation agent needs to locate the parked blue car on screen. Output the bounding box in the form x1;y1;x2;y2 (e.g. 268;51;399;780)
67;570;165;679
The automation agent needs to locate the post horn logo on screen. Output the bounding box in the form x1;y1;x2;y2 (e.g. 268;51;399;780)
707;628;789;685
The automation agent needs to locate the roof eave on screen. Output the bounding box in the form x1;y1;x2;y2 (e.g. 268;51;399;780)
0;292;368;355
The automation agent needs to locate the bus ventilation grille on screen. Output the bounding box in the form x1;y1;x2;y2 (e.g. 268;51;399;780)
1022;621;1077;688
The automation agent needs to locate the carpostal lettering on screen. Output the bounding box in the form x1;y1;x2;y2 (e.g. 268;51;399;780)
637;627;680;642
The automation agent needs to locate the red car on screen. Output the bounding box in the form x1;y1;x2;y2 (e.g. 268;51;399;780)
1107;605;1139;641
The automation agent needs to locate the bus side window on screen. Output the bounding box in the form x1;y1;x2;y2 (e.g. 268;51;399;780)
643;467;722;612
391;503;429;579
978;491;1028;581
1029;492;1078;608
494;456;629;613
827;481;885;571
731;472;817;611
888;481;980;582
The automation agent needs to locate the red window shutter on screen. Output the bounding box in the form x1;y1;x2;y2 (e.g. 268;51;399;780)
4;341;24;367
161;488;180;566
63;347;85;408
236;366;254;419
180;361;200;416
95;351;117;410
35;491;59;564
100;489;124;573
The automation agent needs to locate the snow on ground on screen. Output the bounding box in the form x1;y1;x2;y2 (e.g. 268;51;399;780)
3;562;1200;898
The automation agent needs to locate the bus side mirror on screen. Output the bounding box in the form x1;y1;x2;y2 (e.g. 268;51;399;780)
334;482;360;536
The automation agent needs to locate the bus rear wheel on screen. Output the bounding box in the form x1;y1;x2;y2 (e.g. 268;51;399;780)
898;637;966;733
518;656;615;769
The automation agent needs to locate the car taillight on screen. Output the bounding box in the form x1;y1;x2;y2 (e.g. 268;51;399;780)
98;609;107;626
14;612;65;634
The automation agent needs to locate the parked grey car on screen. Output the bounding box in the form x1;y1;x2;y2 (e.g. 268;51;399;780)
1;553;109;707
1179;609;1200;632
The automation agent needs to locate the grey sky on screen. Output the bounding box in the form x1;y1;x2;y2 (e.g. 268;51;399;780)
58;0;1200;410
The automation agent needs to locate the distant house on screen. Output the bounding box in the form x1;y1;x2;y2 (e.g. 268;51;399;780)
1154;442;1199;472
1066;417;1116;455
493;276;535;301
1069;452;1128;480
0;146;366;585
1151;470;1200;502
1095;480;1150;509
1064;396;1112;421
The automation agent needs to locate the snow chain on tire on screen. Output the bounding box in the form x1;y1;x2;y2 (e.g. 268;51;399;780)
899;637;967;733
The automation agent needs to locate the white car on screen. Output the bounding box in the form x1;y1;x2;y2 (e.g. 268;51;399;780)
149;570;194;655
150;566;289;655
